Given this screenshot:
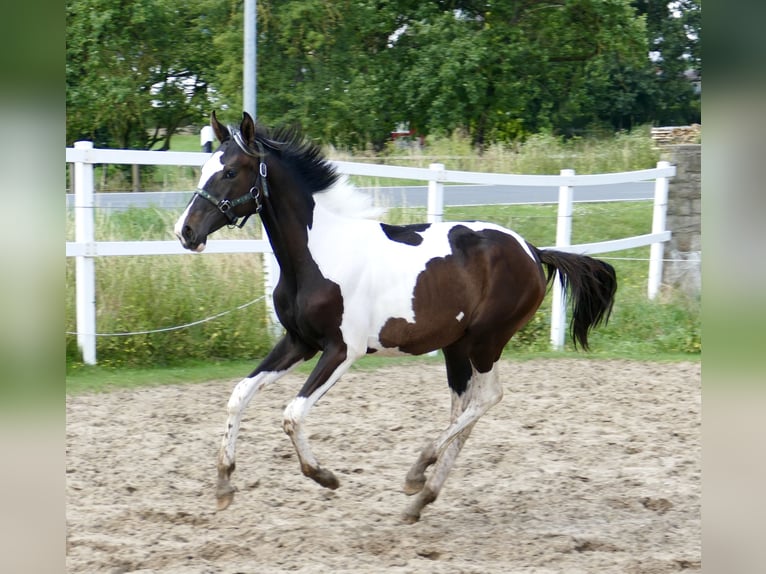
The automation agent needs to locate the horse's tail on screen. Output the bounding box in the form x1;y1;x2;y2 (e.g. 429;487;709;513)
531;247;617;350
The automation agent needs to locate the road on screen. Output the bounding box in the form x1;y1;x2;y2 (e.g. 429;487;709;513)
65;182;653;212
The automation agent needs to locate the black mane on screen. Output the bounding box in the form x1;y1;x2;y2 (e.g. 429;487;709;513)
250;124;340;194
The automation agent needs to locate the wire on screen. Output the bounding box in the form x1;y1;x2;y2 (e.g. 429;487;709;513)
599;256;701;263
66;295;266;337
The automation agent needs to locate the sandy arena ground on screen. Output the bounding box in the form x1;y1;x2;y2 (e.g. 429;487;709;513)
66;359;700;573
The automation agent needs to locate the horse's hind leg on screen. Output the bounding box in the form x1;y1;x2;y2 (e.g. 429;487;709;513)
402;422;476;523
403;389;466;495
403;360;503;523
217;335;315;511
282;346;357;490
404;345;473;494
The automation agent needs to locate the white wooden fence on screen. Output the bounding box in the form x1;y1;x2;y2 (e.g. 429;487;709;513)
66;142;674;364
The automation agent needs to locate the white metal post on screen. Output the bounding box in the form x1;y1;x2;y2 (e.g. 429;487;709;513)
243;0;257;119
427;163;445;223
550;169;574;350
73;141;97;364
648;161;670;299
260;220;282;338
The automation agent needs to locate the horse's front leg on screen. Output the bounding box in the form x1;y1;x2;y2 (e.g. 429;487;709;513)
216;335;315;511
282;346;357;490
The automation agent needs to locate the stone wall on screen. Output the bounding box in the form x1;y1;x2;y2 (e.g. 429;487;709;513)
662;144;701;296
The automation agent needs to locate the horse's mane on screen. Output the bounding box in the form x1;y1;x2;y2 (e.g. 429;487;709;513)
252;124;339;195
248;124;383;220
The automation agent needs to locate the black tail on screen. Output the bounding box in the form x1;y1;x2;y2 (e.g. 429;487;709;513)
532;247;617;350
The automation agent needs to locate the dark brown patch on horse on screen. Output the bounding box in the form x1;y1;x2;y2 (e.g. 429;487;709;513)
380;223;431;246
378;225;547;393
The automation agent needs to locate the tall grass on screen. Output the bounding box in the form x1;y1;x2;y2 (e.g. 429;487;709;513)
65;209;273;369
330;125;660;181
66;127;698;370
66;201;700;369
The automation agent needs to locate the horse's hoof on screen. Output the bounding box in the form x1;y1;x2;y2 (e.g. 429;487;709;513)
216;483;237;511
401;509;421;524
402;477;425;496
314;468;340;490
216;494;233;511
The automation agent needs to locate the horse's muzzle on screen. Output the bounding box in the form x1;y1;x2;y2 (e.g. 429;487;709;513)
177;225;207;252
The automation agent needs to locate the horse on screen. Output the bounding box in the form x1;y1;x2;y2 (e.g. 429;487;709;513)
174;111;617;523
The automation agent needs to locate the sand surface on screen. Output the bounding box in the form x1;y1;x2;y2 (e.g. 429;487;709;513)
66;359;700;573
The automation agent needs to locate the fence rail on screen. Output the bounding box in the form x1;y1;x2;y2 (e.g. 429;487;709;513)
66;143;675;364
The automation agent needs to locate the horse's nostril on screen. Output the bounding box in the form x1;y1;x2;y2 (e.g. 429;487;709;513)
182;225;194;241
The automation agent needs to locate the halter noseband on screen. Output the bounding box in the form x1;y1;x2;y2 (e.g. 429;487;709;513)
194;132;270;229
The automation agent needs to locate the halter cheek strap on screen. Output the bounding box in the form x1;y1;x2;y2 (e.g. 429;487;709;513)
194;139;270;229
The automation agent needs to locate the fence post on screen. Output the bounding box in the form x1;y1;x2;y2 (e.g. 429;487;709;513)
648;161;670;300
550;169;574;350
74;141;97;365
260;220;282;338
427;163;445;223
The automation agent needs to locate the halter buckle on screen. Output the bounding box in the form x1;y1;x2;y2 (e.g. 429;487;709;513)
250;186;263;213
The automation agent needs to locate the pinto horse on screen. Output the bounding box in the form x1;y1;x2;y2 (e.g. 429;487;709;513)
175;112;617;523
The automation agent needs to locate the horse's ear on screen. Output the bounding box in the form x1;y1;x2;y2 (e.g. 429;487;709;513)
241;111;256;145
211;111;229;143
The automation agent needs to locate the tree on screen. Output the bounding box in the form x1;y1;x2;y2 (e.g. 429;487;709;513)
207;0;656;147
66;0;223;148
67;0;701;150
388;0;652;143
632;0;701;125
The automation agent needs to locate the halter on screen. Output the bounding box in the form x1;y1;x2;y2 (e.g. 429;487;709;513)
194;132;270;229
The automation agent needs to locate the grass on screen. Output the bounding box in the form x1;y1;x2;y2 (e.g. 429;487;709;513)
66;126;699;392
66;200;700;391
65;353;445;394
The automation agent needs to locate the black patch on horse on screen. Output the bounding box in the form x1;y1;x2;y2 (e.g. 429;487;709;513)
380;223;431;246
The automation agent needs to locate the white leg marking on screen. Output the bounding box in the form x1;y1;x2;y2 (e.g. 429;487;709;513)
404;363;503;522
219;367;298;469
282;357;357;480
431;364;503;459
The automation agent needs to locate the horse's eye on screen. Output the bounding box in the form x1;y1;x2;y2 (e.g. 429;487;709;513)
224;169;236;179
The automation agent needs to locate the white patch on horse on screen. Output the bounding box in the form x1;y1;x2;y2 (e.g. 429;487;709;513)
283;396;308;429
198;151;225;189
504;228;536;262
307;208;447;355
173;195;208;251
306;202;537;356
173;151;224;247
313;176;385;220
455;311;465;322
173;200;194;238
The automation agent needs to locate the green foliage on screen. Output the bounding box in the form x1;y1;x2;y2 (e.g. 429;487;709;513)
632;0;701;125
66;0;224;148
66;0;701;151
347;124;659;178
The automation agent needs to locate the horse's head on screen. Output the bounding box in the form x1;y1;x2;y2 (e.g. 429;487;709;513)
174;111;267;252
